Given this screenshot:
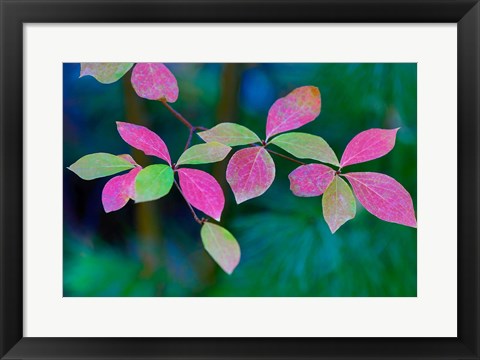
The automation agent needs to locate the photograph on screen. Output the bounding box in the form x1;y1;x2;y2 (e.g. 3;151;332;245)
63;62;418;297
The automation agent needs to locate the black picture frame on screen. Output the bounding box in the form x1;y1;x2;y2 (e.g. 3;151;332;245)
1;1;479;359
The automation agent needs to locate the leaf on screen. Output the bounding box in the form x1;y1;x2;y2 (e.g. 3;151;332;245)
343;172;417;228
67;153;134;180
197;123;261;146
265;86;321;140
340;128;399;167
176;142;231;166
102;167;141;213
226;147;275;204
79;63;134;84
116;122;171;164
201;222;241;275
270;132;339;166
288;164;335;197
117;154;138;165
134;164;174;203
322;176;356;233
178;168;225;221
130;63;178;103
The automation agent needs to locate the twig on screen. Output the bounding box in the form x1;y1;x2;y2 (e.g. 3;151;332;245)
161;100;194;130
266;149;306;165
174;179;204;225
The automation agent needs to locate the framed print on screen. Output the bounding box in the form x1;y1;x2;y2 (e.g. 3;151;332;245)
1;1;479;359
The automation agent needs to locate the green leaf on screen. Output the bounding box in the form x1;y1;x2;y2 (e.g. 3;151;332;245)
269;132;339;166
197;123;261;146
177;142;231;166
201;222;241;275
135;164;174;203
67;153;135;180
79;63;134;84
322;176;356;233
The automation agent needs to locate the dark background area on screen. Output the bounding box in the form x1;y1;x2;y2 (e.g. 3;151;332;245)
63;63;417;297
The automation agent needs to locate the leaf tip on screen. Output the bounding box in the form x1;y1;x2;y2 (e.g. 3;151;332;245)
233;194;246;205
308;85;320;97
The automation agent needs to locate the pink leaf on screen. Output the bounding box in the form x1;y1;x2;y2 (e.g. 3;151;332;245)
266;86;321;140
340;128;399;167
343;172;417;228
116;122;171;165
131;63;179;103
102;167;141;213
177;168;225;221
288;164;335;197
226;147;275;204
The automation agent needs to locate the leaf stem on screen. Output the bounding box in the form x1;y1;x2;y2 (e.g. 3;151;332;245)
173;179;204;225
184;127;195;151
266;148;306;165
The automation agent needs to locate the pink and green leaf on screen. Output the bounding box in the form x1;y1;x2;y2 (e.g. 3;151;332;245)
102;167;141;213
67;153;135;180
340;128;399;167
288;164;335;197
265;86;321;140
116;122;171;165
270;132;339;166
200;222;241;275
226;147;276;204
134;164;174;203
117;154;138;166
322;176;356;233
178;168;225;221
176;142;231;166
197;123;261;146
343;172;417;228
130;63;178;103
79;63;134;84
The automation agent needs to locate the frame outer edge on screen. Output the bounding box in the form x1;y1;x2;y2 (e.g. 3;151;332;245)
0;0;24;358
1;0;480;359
458;2;480;358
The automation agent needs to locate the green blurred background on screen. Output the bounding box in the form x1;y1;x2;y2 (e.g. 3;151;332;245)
63;63;417;297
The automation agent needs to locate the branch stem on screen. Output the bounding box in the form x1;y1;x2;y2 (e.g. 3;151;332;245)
174;179;203;225
161;100;194;130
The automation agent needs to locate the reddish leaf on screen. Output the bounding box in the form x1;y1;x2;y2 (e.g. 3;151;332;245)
130;63;178;102
322;176;356;233
178;168;225;221
340;128;399;167
266;86;321;140
226;147;275;204
288;164;335;197
116;122;171;164
102;167;141;213
343;172;417;228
